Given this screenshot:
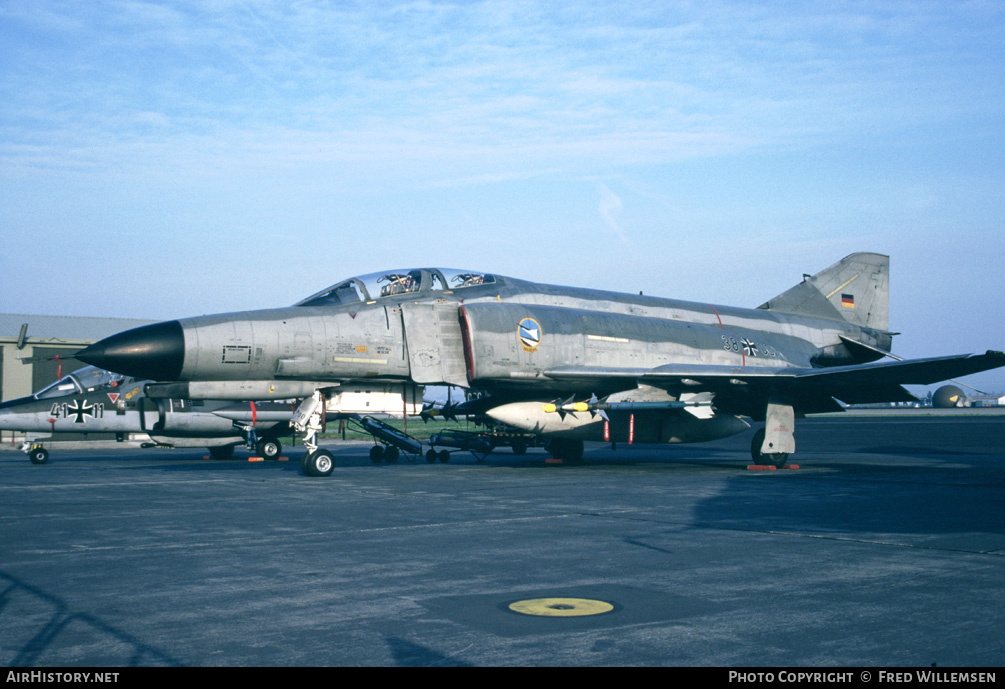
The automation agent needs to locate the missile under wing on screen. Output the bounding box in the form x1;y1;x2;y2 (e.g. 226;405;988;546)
77;255;1005;476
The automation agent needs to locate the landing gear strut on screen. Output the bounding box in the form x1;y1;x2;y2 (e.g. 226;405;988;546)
292;391;334;477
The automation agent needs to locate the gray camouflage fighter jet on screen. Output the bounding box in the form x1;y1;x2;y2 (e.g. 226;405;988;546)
0;365;291;464
77;253;1005;476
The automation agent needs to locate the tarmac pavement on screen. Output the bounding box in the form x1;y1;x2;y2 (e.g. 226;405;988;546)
1;414;1003;666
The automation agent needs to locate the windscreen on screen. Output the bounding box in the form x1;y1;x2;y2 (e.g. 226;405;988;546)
296;279;367;307
296;269;497;306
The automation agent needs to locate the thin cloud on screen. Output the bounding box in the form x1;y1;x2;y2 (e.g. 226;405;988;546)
596;182;637;254
7;2;999;180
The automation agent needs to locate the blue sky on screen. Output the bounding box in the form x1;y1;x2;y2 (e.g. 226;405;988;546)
2;1;1004;391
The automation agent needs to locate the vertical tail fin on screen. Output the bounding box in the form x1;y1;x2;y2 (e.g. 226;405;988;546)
757;252;889;331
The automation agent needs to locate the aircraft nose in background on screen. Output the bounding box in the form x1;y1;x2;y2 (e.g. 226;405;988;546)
77;320;185;380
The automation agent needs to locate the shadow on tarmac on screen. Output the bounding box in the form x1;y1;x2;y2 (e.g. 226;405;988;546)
1;571;182;667
384;636;474;667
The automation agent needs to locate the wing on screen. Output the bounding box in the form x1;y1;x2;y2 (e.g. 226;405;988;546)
545;350;1005;416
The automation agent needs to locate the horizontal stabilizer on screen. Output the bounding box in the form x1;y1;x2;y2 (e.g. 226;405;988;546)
790;350;1005;387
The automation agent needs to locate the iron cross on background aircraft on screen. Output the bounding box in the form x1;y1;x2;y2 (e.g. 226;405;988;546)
0;364;293;465
77;254;1005;477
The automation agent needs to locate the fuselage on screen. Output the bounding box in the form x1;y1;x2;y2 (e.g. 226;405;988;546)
73;255;1005;465
78;268;892;396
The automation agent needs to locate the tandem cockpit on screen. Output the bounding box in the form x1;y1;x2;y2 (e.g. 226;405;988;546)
295;268;498;308
31;365;128;400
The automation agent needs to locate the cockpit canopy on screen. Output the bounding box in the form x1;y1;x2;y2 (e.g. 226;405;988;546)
296;268;497;308
34;365;127;400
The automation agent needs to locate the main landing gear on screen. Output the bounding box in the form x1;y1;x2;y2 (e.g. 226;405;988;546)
545;438;584;463
750;400;796;468
750;428;789;468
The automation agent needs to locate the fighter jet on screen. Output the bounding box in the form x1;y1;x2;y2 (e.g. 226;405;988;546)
0;365;291;464
77;254;1005;476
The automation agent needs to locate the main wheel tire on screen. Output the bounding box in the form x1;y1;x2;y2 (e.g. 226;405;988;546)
565;440;584;462
750;428;765;463
209;444;235;460
547;438;584;462
256;437;282;460
764;453;789;468
750;428;789;468
29;447;49;465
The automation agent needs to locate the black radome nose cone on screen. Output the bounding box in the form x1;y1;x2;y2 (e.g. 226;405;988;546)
77;320;185;380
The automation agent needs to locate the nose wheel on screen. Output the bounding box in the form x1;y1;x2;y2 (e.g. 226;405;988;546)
292;391;334;477
302;449;335;477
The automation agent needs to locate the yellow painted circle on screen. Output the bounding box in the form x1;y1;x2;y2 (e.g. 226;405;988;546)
508;597;614;617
